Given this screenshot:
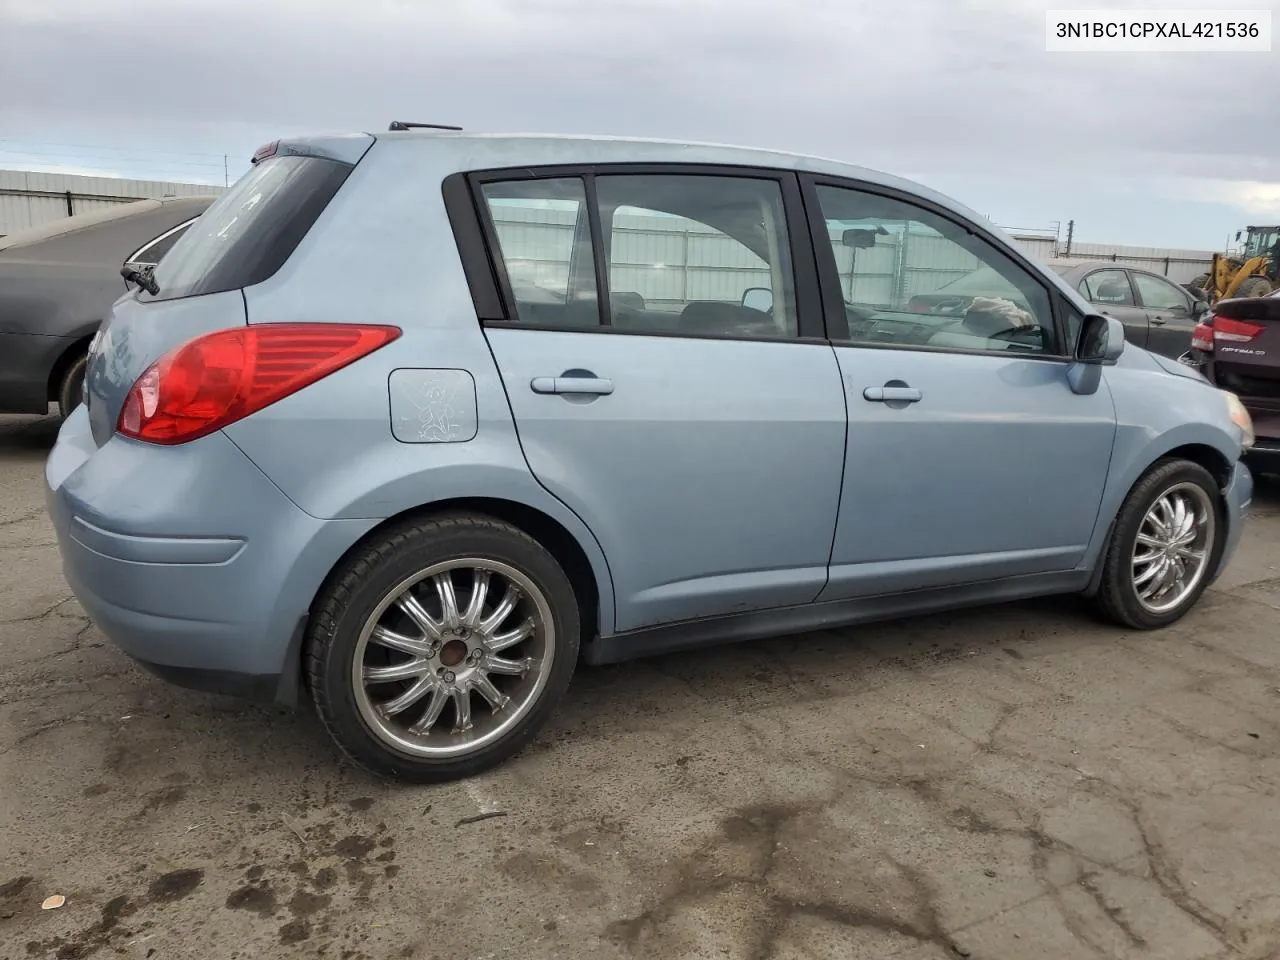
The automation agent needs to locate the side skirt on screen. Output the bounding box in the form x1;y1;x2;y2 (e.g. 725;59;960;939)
582;569;1092;666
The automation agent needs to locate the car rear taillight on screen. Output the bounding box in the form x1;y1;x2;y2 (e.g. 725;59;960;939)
1191;321;1215;351
1213;316;1265;343
117;323;400;444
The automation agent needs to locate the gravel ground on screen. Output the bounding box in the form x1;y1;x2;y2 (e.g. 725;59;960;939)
3;411;1280;960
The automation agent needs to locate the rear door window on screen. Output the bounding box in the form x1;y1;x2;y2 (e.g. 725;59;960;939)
1079;269;1134;306
144;154;352;302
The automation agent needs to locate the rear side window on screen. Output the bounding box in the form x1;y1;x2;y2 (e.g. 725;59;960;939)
144;154;352;302
127;220;195;266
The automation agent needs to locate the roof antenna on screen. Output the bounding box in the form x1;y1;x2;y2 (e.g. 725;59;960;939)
388;121;463;131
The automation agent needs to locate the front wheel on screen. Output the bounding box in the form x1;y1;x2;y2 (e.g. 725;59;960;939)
306;514;580;782
1096;459;1223;629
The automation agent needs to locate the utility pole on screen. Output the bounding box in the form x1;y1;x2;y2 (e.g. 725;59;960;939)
1064;219;1075;257
223;154;229;188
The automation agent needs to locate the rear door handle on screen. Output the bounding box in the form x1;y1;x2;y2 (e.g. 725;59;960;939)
863;385;922;403
530;376;614;396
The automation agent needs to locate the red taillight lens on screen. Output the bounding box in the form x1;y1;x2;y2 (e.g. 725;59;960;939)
1191;321;1215;352
117;323;400;444
1213;316;1265;343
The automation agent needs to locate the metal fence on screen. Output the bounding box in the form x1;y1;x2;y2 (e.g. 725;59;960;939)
0;169;224;236
490;204;1218;308
494;207;1000;310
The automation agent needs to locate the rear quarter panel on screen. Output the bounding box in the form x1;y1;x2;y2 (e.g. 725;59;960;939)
220;138;618;631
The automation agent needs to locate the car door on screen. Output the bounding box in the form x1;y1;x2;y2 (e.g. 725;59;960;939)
1077;268;1151;349
802;177;1117;599
473;168;847;633
1131;270;1200;359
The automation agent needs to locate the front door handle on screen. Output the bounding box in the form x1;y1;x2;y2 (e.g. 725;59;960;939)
863;385;922;403
531;376;614;396
1150;317;1168;326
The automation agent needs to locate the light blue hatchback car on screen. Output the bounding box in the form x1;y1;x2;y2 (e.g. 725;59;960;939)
46;128;1255;781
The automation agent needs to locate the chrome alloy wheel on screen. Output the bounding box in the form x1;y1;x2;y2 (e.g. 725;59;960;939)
352;559;554;758
1131;482;1217;616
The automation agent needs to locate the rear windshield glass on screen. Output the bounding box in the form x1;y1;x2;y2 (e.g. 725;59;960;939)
143;153;352;302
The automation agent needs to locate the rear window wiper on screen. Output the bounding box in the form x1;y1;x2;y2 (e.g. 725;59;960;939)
121;264;159;296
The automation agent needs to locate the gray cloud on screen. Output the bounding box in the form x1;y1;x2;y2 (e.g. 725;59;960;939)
2;0;1277;238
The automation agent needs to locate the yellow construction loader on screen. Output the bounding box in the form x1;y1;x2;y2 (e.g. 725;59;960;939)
1190;225;1279;303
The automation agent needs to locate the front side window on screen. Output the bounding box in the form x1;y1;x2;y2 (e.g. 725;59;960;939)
812;184;1056;355
477;172;798;339
1080;269;1134;306
1132;273;1190;312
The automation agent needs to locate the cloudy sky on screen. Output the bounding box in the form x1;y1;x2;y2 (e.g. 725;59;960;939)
1;0;1276;249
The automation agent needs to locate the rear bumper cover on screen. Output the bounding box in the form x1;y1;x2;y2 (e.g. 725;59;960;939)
45;406;376;703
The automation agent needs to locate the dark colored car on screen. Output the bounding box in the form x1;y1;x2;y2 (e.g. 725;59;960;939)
914;259;1210;361
1047;260;1211;360
1189;288;1280;473
0;196;217;417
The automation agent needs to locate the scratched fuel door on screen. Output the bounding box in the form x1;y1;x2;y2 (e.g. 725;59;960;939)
388;369;479;443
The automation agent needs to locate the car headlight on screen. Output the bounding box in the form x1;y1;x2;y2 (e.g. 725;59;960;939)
1224;391;1255;449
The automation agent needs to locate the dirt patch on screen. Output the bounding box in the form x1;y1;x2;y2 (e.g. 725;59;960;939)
225;883;277;918
148;869;203;903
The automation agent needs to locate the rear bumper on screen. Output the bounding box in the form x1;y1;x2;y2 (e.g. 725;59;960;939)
1245;438;1280;475
0;331;71;414
45;407;376;703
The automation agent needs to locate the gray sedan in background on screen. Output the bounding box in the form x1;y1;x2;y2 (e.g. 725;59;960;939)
0;195;217;417
922;259;1209;360
1047;260;1210;360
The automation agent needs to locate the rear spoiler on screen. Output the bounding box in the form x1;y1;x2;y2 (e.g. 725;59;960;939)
1214;295;1280;323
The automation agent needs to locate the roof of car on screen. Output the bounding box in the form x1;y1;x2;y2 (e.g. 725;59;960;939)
372;131;998;233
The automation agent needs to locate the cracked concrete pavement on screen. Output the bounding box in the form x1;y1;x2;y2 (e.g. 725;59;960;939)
3;410;1280;960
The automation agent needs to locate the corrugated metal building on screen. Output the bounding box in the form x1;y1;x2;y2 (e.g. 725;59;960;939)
0;169;224;237
490;206;1218;312
1010;234;1216;284
2;166;1215;291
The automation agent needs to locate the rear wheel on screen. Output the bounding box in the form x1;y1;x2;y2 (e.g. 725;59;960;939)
1096;459;1223;629
57;353;87;419
1234;276;1273;299
306;513;579;782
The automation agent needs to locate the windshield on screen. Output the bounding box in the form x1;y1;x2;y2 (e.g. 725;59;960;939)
144;153;352;302
1245;228;1280;259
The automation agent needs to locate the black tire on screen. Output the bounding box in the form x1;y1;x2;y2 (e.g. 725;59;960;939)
1187;273;1210;292
306;512;580;783
1096;459;1224;630
1234;276;1273;300
57;353;88;419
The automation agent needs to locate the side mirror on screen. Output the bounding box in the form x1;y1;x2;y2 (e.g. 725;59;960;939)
1076;313;1125;363
1191;298;1209;318
1068;314;1124;395
742;287;774;313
